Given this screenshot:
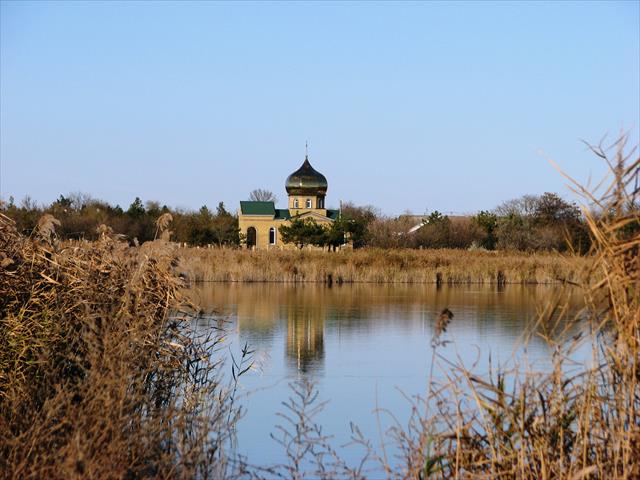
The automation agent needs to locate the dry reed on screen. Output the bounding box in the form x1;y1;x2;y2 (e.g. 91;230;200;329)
179;247;587;285
410;136;639;478
0;213;243;479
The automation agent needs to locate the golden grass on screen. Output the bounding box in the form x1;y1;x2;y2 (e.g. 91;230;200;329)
179;246;588;284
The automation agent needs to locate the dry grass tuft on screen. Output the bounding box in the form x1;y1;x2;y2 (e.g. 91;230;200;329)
35;213;61;243
155;212;173;241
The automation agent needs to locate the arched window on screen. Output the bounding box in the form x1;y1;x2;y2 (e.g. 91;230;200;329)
246;227;257;249
269;227;276;245
318;197;324;209
294;198;299;208
306;198;312;208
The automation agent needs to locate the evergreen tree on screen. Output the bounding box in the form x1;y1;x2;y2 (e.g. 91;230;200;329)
127;197;146;218
279;219;328;249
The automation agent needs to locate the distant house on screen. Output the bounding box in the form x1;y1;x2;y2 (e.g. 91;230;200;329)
238;155;339;249
403;214;472;235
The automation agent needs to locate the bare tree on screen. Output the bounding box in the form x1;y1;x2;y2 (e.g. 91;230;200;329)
67;191;95;211
249;189;277;203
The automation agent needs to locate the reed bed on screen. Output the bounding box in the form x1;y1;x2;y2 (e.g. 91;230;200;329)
179;247;587;285
0;214;242;479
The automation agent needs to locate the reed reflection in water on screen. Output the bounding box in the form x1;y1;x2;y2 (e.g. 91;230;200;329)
191;283;584;376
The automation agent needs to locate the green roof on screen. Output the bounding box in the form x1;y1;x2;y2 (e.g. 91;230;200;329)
327;209;340;220
240;202;338;221
274;209;291;220
240;201;275;216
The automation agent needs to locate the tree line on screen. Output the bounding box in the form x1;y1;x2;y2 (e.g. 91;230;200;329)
281;193;593;253
1;193;240;246
1;191;608;252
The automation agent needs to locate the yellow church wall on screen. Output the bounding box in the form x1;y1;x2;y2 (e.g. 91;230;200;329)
288;195;326;211
289;208;328;217
238;213;334;250
238;215;288;249
293;211;332;224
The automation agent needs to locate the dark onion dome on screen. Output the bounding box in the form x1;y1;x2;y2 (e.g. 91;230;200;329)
285;156;328;196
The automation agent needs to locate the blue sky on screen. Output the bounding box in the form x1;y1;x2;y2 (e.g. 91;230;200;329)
1;1;638;215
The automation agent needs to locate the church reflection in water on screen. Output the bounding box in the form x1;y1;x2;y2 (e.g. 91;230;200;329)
224;285;329;374
285;304;325;373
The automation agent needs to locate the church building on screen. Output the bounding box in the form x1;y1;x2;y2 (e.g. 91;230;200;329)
238;155;339;249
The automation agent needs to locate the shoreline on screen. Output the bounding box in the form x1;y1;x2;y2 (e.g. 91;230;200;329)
185;278;579;285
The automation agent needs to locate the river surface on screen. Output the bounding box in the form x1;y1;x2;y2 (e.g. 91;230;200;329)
189;282;587;471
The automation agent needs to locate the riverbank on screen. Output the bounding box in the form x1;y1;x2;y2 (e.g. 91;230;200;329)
178;247;588;284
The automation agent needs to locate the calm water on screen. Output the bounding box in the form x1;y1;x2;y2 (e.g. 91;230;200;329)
189;283;586;469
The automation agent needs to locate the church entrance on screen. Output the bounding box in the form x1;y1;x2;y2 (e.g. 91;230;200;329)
246;227;257;249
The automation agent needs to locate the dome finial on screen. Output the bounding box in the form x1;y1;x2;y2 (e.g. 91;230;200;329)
305;140;309;159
